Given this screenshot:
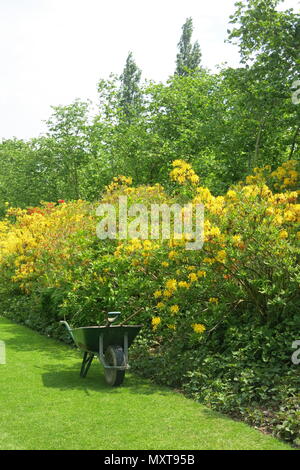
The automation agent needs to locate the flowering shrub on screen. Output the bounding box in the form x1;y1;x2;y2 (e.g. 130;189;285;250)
0;161;299;442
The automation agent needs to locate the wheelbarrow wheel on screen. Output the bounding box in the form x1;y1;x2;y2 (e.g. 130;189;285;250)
104;345;125;386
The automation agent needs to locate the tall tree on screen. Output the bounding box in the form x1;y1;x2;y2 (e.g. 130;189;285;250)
45;100;91;200
119;52;142;121
175;17;202;76
227;0;300;167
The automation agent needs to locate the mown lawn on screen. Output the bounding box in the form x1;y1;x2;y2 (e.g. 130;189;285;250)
0;316;292;450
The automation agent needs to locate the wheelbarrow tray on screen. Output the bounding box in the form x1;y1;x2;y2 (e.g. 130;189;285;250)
70;325;142;354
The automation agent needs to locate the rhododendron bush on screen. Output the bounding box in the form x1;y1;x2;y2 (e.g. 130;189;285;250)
0;160;299;442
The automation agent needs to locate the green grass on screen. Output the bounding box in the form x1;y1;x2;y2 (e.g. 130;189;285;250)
0;317;292;450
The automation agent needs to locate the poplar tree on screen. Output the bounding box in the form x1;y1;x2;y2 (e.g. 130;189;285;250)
119;52;142;121
175;17;201;76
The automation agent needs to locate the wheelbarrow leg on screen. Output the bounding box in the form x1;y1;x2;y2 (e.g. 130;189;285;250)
80;351;94;378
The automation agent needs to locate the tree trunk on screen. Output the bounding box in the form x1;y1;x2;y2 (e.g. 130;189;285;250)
249;115;267;170
289;124;300;159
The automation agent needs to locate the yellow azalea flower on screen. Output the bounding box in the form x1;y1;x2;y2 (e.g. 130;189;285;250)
177;175;186;184
215;250;226;263
289;170;298;179
163;289;173;298
178;281;190;288
170;305;179;314
167;324;176;330
197;270;206;278
266;207;275;216
124;187;134;194
232;235;242;244
153;290;162;298
286;191;298;203
165;279;177;291
209;226;221;237
151;317;161;330
156;302;165;309
168;250;177;259
226;190;237;199
161;261;169;267
188;272;198;282
170;160;199;186
192;323;206;334
284;210;296;222
172;159;186;167
190;174;200;185
143;240;153;250
279;230;288;240
209;297;219;304
246;175;256;184
273;215;283;226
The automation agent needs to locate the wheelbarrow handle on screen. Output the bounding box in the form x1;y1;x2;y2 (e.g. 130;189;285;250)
59;320;75;341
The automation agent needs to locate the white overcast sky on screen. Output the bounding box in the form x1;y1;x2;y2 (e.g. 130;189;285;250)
0;0;298;140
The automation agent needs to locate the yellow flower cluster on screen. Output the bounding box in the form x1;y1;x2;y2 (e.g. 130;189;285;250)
151;316;161;330
165;279;177;291
0;157;298;345
188;272;198;283
156;302;165;309
154;290;162;298
271;160;299;190
192;323;206;334
245;165;271;185
170;160;200;186
279;230;288;240
170;305;179;314
204;221;225;244
114;239;159;259
226;189;237;200
194;187;226;216
105;175;133;193
123;183;164;196
263;194;300;231
0;200;93;292
178;281;190;288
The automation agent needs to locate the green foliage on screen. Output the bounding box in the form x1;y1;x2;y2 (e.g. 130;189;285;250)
0;0;300;447
175;17;202;76
0;159;299;444
119;52;142;121
132;317;300;443
1;3;299;209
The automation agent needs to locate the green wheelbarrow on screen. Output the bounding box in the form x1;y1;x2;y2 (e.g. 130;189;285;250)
60;312;142;386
